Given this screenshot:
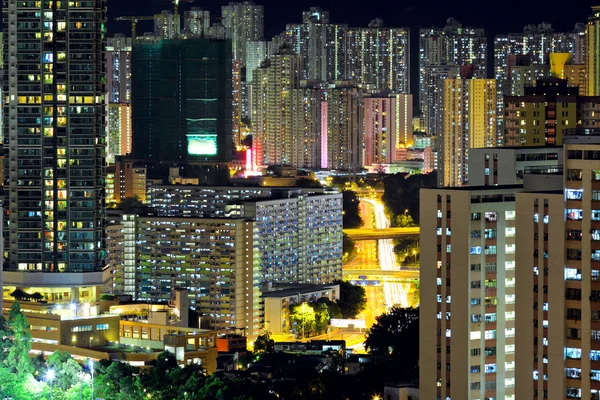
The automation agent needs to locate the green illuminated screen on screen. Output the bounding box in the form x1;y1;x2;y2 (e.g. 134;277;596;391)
187;134;217;156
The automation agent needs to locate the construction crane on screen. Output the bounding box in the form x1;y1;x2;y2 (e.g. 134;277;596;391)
115;16;155;44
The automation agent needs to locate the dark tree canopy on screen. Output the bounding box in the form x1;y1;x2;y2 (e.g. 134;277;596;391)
335;281;367;319
381;172;437;225
342;190;363;229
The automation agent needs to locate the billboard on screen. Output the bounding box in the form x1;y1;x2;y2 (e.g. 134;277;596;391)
187;134;217;156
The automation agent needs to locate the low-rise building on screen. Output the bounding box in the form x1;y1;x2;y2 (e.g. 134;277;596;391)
263;283;340;334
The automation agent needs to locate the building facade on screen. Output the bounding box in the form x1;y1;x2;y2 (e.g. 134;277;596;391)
586;7;600;96
344;22;410;93
3;0;106;275
420;187;520;400
131;39;233;162
221;1;264;66
441;78;496;187
503;78;600;147
419;19;487;119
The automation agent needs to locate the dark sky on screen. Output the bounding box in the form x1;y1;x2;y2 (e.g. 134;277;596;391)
109;0;593;39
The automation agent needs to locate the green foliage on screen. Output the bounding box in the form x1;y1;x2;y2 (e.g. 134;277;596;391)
290;302;317;338
254;332;275;358
316;297;342;320
46;351;83;391
7;302;33;376
381;172;437;225
335;281;367;319
342;233;356;262
393;237;420;264
394;213;417;228
100;293;117;301
342;190;363;229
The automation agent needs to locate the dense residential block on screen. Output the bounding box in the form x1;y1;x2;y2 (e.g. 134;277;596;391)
3;0;106;276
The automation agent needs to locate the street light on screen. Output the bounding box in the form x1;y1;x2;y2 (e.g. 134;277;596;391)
372;395;381;400
413;249;417;263
46;369;55;400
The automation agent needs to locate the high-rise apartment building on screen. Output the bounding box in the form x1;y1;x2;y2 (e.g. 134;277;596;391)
420;65;459;170
420;186;520;400
345;20;410;93
364;96;396;167
514;190;565;400
107;215;262;338
321;85;363;172
495;23;585;143
277;8;347;82
183;7;211;38
3;0;106;278
441;77;496;186
503;77;600;147
587;7;600;97
363;94;413;167
105;157;147;205
154;10;177;39
107;103;132;163
419;18;487;128
246;40;271;83
106;35;132;104
221;1;264;66
250;50;301;165
131;39;233;163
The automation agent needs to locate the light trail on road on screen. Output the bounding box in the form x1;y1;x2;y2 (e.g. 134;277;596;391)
362;198;410;309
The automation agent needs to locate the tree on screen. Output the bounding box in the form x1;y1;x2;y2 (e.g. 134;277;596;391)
95;360;144;400
253;332;275;358
46;351;83;391
316;297;342;320
290;302;316;338
118;196;145;213
335;281;367;319
313;301;330;335
0;316;12;365
342;234;356;263
10;289;29;301
30;292;44;302
296;178;322;188
342;190;363;229
394;213;417;228
7;302;33;376
364;307;419;363
381;172;437;225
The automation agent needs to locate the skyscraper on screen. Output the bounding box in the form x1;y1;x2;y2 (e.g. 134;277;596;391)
278;8;347;82
441;76;496;186
131;39;233;163
183;7;211;39
106;35;132;104
345;20;410;93
419;18;487;133
250;49;302;166
420;186;520;400
3;0;106;276
221;1;264;66
154;10;177;39
586;6;600;96
106;35;132;163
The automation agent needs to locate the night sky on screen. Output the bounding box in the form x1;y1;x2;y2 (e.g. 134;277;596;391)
109;0;593;39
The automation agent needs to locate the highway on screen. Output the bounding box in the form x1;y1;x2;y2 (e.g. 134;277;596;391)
343;227;420;240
